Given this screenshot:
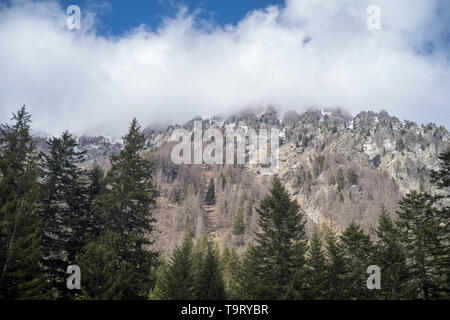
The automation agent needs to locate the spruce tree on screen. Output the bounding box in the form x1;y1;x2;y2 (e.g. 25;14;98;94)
395;191;446;299
221;247;240;299
0;106;45;299
303;227;327;299
429;148;450;298
235;245;264;299
78;118;158;299
195;239;226;300
232;209;245;235
324;224;347;299
237;177;307;299
375;209;409;299
153;231;196;300
205;178;216;205
39;131;89;299
340;222;376;299
75;230;133;300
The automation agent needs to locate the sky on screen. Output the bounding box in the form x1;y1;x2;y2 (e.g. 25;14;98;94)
0;0;449;135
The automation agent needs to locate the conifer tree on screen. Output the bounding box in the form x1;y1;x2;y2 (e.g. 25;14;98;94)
75;230;133;300
235;245;264;299
324;224;347;299
153;231;196;300
195;239;226;300
429;148;450;298
303;227;327;299
205;178;216;205
396;191;447;299
0;106;45;299
430;148;450;191
221;247;240;299
375;209;409;299
340;222;376;299
237;177;307;299
78;118;158;299
232;209;245;235
39;131;89;299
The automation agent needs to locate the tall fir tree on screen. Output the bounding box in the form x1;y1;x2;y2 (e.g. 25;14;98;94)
340;222;376;299
195;238;226;300
205;178;216;205
39;131;89;299
375;209;409;299
237;177;307;299
0;106;46;299
78;118;158;299
235;245;264;299
429;148;450;298
324;224;347;299
395;191;447;299
303;227;327;299
153;231;196;300
221;247;240;299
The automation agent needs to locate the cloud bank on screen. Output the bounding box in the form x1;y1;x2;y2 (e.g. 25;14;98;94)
0;0;449;135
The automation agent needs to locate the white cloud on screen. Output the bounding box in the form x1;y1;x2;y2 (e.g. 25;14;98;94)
0;0;449;135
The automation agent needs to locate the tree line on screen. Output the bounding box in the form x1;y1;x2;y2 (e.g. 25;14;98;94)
0;106;448;299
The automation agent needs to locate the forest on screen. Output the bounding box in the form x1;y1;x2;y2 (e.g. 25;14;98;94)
0;106;448;300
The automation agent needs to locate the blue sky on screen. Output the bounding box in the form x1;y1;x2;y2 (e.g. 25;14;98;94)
0;0;449;134
55;0;286;35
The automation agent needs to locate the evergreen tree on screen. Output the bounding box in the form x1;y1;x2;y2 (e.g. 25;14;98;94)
232;209;245;235
78;118;158;299
396;191;447;299
235;245;264;299
153;231;196;300
430;148;450;190
195;239;226;300
205;178;216;205
39;131;89;299
429;149;450;298
0;106;45;299
340;222;376;299
324;224;347;299
375;209;409;299
75;230;134;300
221;247;240;299
303;227;327;299
237;177;307;299
84;165;104;241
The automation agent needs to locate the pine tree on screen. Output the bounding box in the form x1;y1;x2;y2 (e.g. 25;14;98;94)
221;247;240;299
303;227;327;299
84;165;104;241
39;131;89;299
232;209;245;235
75;230;134;300
340;222;376;299
395;191;446;299
235;245;264;299
153;231;196;300
205;178;216;205
0;106;46;299
375;209;409;299
195;239;226;300
237;177;307;299
324;224;347;299
429;148;450;298
79;118;158;299
430;148;450;190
